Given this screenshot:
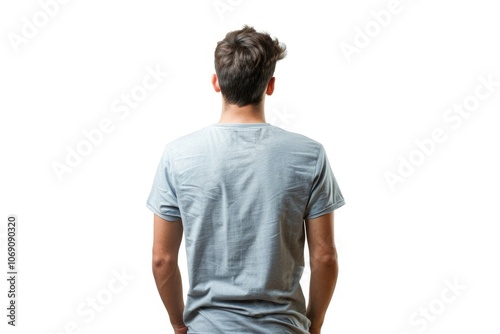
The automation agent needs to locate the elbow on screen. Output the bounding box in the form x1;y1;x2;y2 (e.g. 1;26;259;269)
310;248;338;270
152;253;178;275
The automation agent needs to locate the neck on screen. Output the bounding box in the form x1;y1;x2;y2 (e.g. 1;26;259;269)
218;102;266;124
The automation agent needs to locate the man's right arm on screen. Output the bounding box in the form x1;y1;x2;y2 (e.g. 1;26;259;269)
305;212;339;334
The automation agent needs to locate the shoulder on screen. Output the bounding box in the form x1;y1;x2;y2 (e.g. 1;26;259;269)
163;126;212;154
268;125;324;152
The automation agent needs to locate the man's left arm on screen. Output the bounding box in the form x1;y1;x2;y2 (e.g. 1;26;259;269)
152;213;187;334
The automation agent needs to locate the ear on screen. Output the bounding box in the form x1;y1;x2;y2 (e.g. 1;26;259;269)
266;77;275;96
212;74;221;93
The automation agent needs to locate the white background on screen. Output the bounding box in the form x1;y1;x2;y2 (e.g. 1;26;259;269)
1;0;500;333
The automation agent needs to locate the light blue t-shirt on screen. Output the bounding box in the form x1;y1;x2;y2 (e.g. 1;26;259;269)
147;122;345;333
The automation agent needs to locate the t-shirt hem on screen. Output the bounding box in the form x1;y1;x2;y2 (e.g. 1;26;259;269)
304;199;346;220
146;202;181;222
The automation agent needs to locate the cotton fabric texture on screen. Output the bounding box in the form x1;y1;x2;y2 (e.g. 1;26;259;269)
147;123;345;333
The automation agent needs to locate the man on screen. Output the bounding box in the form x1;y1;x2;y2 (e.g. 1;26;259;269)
147;25;345;334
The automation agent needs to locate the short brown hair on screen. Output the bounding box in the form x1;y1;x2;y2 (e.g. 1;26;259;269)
214;25;287;107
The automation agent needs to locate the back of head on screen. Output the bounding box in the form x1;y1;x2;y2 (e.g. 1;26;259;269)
214;25;287;107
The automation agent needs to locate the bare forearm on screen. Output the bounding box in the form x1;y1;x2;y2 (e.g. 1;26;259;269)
306;258;338;331
153;262;185;328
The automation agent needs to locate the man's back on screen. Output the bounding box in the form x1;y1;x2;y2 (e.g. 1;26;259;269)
147;122;345;333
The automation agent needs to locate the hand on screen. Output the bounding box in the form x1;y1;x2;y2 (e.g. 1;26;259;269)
172;323;188;334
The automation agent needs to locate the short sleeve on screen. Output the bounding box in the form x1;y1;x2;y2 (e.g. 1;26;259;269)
146;146;181;221
303;144;345;220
